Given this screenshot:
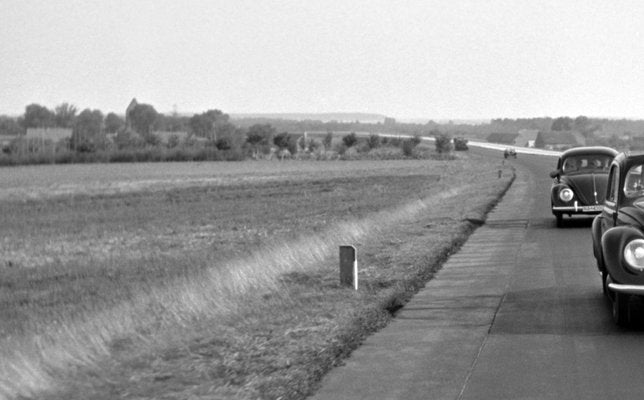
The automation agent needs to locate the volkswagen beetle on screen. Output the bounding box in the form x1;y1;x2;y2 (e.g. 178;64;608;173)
592;152;644;325
504;147;517;159
550;146;618;227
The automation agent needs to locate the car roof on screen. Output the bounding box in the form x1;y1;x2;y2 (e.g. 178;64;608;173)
614;152;644;169
560;146;619;158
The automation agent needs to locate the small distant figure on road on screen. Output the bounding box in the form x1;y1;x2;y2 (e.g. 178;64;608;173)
504;147;517;159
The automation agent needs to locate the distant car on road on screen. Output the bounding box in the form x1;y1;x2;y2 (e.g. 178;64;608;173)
453;137;469;151
550;146;618;227
503;147;517;159
592;152;644;325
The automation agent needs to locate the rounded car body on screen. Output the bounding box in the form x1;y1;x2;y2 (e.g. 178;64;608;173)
592;152;644;325
504;147;517;158
550;146;618;227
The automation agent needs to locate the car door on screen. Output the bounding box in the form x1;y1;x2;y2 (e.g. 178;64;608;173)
599;162;620;235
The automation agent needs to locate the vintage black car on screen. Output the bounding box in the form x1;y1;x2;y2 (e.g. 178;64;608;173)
592;152;644;325
504;147;517;159
550;146;618;227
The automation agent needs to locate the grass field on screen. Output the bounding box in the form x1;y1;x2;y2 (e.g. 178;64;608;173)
0;155;514;399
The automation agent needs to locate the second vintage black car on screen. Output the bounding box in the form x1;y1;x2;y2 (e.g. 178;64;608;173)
550;146;618;227
592;152;644;325
504;147;517;159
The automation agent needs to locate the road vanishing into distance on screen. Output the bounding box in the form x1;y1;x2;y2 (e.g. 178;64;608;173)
311;147;644;400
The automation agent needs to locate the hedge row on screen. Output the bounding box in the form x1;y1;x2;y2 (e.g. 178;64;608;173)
0;147;245;166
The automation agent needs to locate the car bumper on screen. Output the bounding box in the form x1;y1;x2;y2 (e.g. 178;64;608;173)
608;283;644;296
552;202;603;213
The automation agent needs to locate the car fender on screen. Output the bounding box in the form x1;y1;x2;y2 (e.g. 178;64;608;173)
550;183;567;205
601;226;644;285
591;214;604;271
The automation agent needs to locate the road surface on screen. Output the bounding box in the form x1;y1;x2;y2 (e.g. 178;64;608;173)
311;149;644;400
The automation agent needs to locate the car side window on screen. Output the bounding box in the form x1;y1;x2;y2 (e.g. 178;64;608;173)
562;157;577;173
606;165;619;203
624;164;644;198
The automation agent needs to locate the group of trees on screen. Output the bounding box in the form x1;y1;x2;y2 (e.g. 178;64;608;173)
1;102;368;164
7;102;644;144
0;102;245;154
6;102;644;140
0;99;488;165
0;116;22;136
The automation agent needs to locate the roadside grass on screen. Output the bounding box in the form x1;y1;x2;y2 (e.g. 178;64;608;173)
0;155;513;399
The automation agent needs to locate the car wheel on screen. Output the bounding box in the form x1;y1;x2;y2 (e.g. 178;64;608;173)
602;271;608;296
612;292;630;327
555;213;563;227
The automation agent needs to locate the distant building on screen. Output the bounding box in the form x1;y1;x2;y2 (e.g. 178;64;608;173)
153;130;189;144
486;132;518;145
535;131;583;150
515;129;539;147
25;128;72;142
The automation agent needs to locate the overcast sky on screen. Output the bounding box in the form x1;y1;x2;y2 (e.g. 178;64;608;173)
2;0;644;120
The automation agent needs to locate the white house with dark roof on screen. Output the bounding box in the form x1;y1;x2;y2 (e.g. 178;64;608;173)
515;129;539;147
25;128;72;142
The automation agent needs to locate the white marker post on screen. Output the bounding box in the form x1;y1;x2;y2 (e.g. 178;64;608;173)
339;245;358;290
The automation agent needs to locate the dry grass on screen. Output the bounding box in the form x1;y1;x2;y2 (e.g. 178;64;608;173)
0;155;513;400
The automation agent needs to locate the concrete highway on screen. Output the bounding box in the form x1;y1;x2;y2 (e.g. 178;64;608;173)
311;148;644;400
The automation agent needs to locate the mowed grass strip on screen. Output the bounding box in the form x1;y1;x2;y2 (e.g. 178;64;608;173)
0;155;513;400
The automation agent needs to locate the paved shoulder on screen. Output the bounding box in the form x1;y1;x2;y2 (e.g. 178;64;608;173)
310;167;535;399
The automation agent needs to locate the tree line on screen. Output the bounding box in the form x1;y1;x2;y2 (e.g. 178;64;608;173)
4;103;644;143
0;101;286;165
0;102;256;154
0;102;445;165
4;100;643;165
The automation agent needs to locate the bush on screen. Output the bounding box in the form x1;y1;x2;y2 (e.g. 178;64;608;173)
0;139;250;166
395;135;421;157
273;132;299;156
401;139;417;157
323;132;333;149
434;133;453;154
367;134;381;149
335;142;348;155
144;133;161;146
366;146;403;159
273;132;290;150
304;138;322;155
342;146;359;159
215;137;232;150
454;137;469;151
342;132;358;148
53;151;75;164
167;134;180;149
353;141;369;154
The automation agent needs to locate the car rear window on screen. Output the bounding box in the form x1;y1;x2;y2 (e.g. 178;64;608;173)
561;155;612;174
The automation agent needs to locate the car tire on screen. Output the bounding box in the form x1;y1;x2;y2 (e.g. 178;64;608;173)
555;213;563;227
612;292;630;327
602;271;608;296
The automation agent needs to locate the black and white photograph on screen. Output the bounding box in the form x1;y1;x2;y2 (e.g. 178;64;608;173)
1;1;644;399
